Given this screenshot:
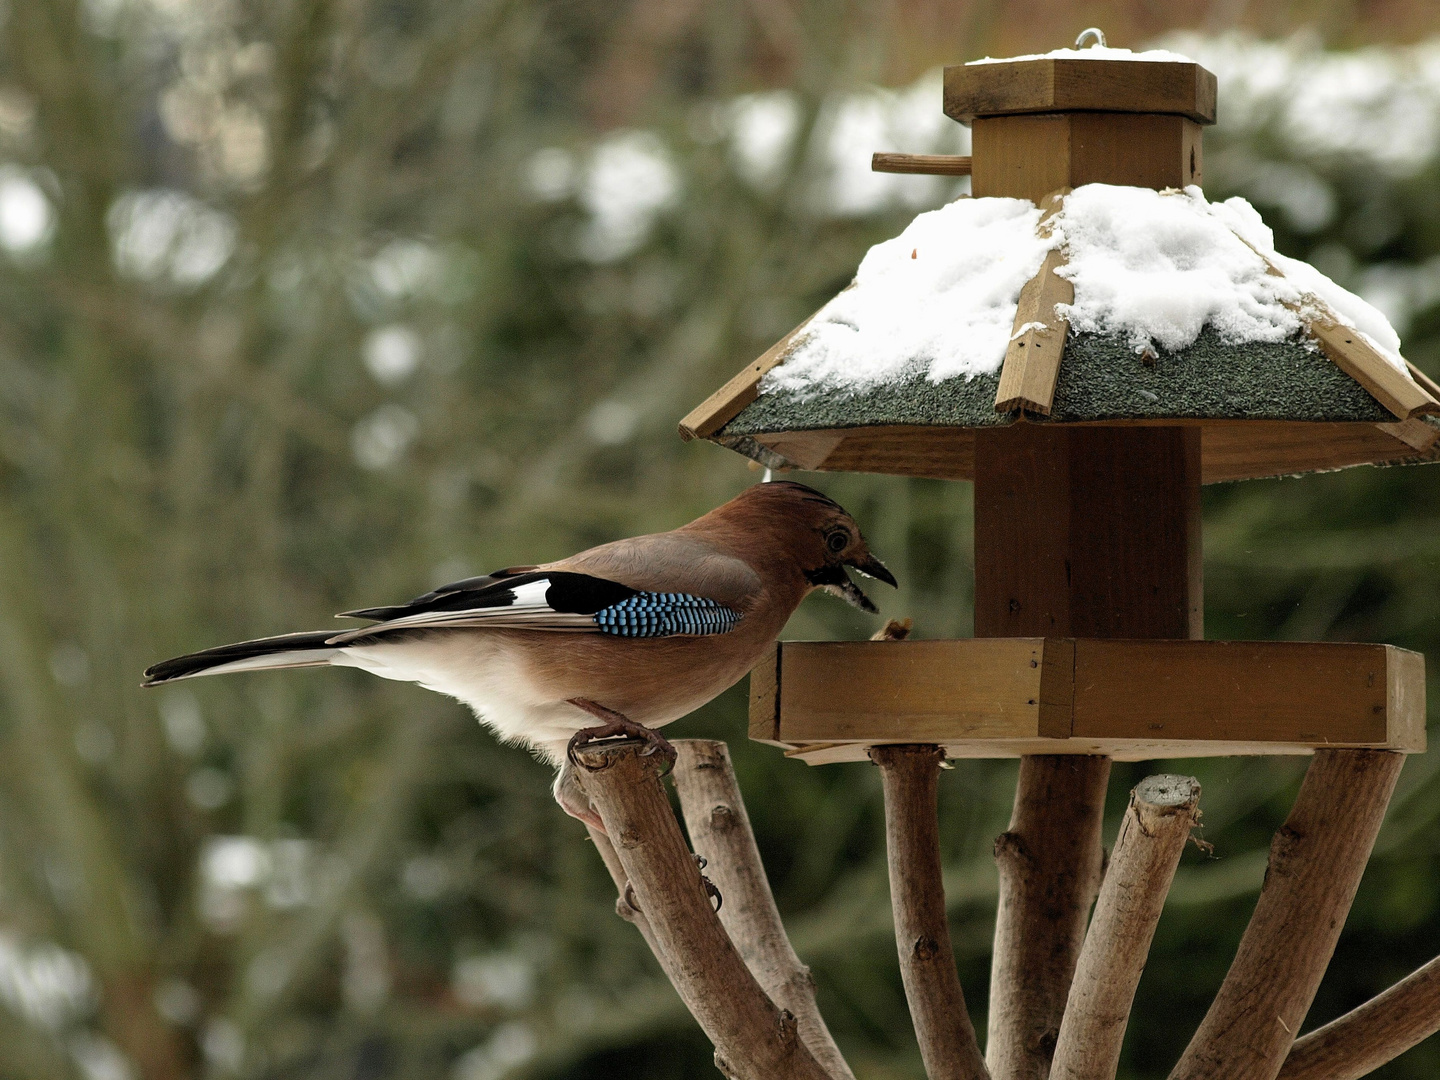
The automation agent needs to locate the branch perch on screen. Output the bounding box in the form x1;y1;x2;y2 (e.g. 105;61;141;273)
574;741;835;1080
870;744;990;1080
1050;774;1201;1080
673;740;856;1080
1277;952;1440;1079
1169;749;1404;1080
586;824;677;980
988;755;1112;1080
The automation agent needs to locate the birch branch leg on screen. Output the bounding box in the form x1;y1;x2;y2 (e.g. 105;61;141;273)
988;755;1112;1080
1051;775;1201;1080
871;744;990;1080
1278;953;1440;1080
574;741;834;1080
1169;749;1404;1080
673;740;857;1080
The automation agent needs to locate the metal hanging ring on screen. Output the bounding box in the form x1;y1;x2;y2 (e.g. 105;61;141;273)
1075;27;1107;49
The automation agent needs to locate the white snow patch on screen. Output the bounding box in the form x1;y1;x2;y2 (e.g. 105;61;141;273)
1054;186;1302;355
764;197;1050;395
1160;32;1440;176
968;46;1196;65
764;184;1412;396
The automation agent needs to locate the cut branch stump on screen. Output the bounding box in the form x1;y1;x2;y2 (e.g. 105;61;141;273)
1169;749;1404;1080
1050;774;1201;1080
673;740;856;1080
870;744;990;1080
988;754;1111;1080
573;741;835;1080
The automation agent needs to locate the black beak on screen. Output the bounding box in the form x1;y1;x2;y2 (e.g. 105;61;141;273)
805;562;893;614
852;553;897;589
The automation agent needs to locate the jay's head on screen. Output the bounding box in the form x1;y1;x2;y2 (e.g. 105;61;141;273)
717;480;897;613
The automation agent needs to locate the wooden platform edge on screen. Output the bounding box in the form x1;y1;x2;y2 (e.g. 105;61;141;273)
748;639;1427;763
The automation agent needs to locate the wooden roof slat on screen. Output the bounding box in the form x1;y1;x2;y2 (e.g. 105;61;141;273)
1306;316;1440;421
995;190;1071;415
678;315;817;441
1226;232;1440;422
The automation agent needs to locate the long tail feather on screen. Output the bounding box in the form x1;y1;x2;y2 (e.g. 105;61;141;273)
143;631;341;686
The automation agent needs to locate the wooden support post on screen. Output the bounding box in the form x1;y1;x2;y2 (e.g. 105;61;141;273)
1050;775;1201;1080
1277;953;1440;1080
574;743;836;1080
870;744;990;1080
975;423;1202;1080
1169;749;1405;1080
673;740;857;1080
987;755;1110;1079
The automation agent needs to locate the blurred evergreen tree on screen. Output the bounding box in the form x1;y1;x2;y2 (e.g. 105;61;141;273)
0;4;1436;1078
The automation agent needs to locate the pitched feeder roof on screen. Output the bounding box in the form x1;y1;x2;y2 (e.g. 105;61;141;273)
683;183;1440;484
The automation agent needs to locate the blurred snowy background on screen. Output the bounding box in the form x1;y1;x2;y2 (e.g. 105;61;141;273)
2;2;1440;1078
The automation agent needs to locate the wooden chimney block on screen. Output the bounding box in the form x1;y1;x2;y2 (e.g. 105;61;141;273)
749;638;1426;764
971;112;1204;204
944;58;1218;125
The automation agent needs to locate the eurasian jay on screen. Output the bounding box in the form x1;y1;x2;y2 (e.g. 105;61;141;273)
144;481;895;827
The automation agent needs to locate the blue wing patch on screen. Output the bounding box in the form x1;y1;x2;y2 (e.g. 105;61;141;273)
593;592;742;637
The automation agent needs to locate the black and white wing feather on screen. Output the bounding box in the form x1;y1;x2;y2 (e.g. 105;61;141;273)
143;569;743;685
326;570;741;644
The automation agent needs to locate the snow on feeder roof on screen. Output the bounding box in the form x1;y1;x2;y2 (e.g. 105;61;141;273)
681;47;1440;484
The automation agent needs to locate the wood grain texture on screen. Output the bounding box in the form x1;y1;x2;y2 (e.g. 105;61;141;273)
996;192;1071;415
1277;953;1440;1080
1050;775;1201;1080
673;741;856;1080
944;58;1217;124
971;113;1203;203
987;755;1111;1080
979;421;1185;1080
870;745;990;1080
1378;417;1440;452
1407;360;1440;401
678;315;816;441
773;638;1049;743
1168;750;1405;1080
753;639;1424;758
574;744;834;1080
1306;317;1440;420
740;419;1435;486
1070;640;1398;744
971;114;1071;204
871;152;973;175
1200;419;1432;481
974;425;1202;639
747;644;782;745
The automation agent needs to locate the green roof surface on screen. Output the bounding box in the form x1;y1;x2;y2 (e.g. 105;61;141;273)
722;327;1392;436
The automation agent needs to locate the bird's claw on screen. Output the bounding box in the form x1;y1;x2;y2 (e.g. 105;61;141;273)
565;699;677;776
702;874;722;912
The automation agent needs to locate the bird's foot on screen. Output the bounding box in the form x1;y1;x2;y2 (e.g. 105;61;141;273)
553;759;606;833
565;699;676;776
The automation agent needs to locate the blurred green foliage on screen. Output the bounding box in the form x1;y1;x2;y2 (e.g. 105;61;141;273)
0;3;1438;1079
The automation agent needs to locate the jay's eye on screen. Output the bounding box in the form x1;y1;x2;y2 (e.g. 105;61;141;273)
825;529;849;554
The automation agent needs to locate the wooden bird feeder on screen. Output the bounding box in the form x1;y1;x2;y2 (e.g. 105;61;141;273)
575;34;1440;1080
